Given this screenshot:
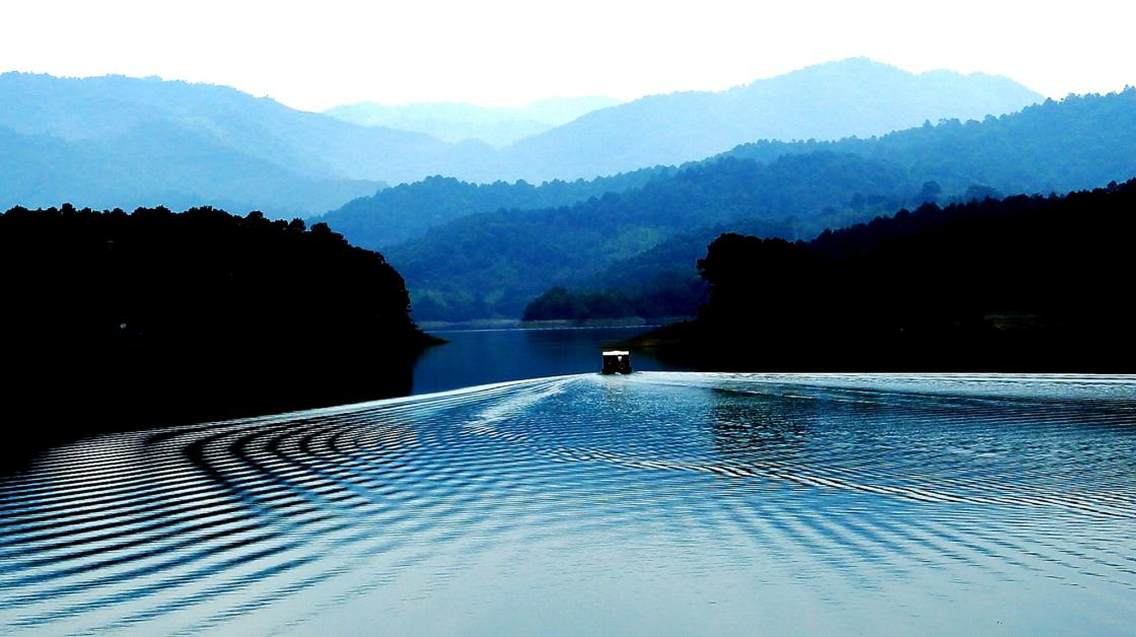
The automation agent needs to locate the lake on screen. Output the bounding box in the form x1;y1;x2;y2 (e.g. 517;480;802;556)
1;372;1134;635
410;326;678;394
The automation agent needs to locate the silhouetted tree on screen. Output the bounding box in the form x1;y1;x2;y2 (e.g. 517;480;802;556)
647;178;1136;372
1;204;435;456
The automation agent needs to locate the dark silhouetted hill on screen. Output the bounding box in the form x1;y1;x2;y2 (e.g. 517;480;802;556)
1;204;435;461
521;220;793;321
640;179;1136;371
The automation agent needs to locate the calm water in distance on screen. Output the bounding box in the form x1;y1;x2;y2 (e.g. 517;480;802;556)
411;326;677;394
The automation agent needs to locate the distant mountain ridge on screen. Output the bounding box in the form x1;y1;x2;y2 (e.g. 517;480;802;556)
380;90;1136;321
325;96;619;147
0;59;1045;215
721;89;1136;195
386;152;915;320
0;72;469;215
496;58;1043;181
0;72;468;181
316;167;673;249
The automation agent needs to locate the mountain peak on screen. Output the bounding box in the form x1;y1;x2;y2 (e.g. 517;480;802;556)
502;59;1043;181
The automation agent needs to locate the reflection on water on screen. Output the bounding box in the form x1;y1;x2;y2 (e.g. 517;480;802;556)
1;373;1135;635
411;326;676;394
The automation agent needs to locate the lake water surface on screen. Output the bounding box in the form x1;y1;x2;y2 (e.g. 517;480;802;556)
411;326;675;394
2;373;1135;635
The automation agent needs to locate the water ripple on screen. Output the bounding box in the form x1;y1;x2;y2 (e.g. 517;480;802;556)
1;373;1135;635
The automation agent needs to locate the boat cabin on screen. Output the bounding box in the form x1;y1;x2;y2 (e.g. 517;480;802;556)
601;350;632;375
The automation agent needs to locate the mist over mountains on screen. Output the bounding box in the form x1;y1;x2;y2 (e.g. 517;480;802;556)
0;59;1042;216
325;96;620;147
0;72;449;215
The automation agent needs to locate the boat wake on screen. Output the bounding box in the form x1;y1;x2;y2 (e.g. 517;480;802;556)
2;372;1134;635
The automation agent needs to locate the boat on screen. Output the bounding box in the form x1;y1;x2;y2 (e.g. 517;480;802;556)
601;350;632;375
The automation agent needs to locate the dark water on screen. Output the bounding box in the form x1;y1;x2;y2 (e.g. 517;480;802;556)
2;373;1135;635
411;326;677;394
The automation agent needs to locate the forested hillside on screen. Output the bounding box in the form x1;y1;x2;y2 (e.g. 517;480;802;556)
641;179;1136;371
9;73;1132;328
317;167;673;249
2;204;434;446
389;152;913;320
522;220;792;321
511;90;1136;322
725;89;1136;195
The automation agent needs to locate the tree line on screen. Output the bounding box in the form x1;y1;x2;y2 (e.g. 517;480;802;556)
2;204;434;462
644;178;1136;371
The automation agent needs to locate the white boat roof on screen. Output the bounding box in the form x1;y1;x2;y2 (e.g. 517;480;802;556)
602;350;630;356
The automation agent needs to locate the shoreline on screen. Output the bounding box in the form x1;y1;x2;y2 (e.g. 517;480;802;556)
420;316;693;332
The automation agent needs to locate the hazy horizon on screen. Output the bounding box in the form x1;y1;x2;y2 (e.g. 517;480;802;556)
0;58;1048;115
4;1;1134;112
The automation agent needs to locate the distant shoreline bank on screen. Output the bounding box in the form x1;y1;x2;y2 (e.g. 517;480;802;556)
420;316;692;332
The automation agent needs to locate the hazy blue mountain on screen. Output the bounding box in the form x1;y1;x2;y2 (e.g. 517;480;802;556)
0;121;378;215
0;72;485;214
316;167;673;249
0;72;479;181
521;219;796;322
723;89;1136;196
497;58;1042;181
389;90;1136;321
0;61;1046;214
324;96;619;147
386;152;913;321
521;97;623;124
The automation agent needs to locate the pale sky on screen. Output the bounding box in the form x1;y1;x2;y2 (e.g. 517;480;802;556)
3;0;1133;112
